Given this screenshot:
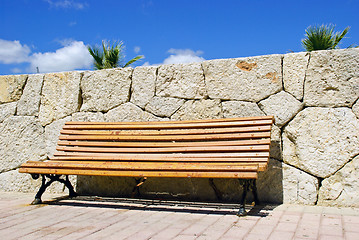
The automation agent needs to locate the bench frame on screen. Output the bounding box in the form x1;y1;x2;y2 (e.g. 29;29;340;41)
20;116;274;216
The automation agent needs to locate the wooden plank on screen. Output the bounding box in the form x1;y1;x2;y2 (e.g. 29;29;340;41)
55;145;270;153
20;161;259;171
58;132;271;141
49;156;268;162
19;167;258;179
65;116;274;126
60;125;272;136
53;152;270;158
57;139;271;148
62;119;274;130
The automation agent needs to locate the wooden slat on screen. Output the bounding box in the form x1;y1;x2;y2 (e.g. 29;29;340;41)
50;156;268;162
62;119;274;130
53;152;270;158
56;145;270;153
19;168;258;179
60;125;271;136
21;161;259;171
59;132;271;141
57;139;271;148
65;116;274;126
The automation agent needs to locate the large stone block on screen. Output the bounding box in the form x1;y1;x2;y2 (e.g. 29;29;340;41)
39;72;81;126
304;48;359;107
81;68;132;112
171;99;223;120
145;96;185;117
44;116;71;158
202;54;282;102
0;116;46;172
17;74;44;116
258;91;303;127
282;163;318;205
0;102;17;123
257;158;284;203
283;107;359;178
72;111;105;122
318;155;359;207
222;101;264;118
105;102;164;122
283;52;310;100
130;66;157;108
270;125;282;160
156;63;207;99
0;74;27;103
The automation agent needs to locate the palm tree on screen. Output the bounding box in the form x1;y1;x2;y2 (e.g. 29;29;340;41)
88;40;143;70
302;24;350;51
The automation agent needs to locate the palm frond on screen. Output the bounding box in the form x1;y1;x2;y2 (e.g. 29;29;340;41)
123;55;144;68
88;40;143;69
302;24;350;52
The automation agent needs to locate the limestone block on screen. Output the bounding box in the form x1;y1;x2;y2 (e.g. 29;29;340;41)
0;169;76;194
283;52;310;100
45;116;71;158
257;158;284;203
145;96;185;117
171;99;223;120
0;74;27;103
72;111;105;122
156;63;207;99
130;66;157;108
17;74;44;116
270;125;282;160
81;68;132;112
258;91;303;127
0;116;46;172
283;163;318;205
318;155;359;207
222;101;264;118
0;102;17;122
39;72;81;126
283;107;359;178
353;100;359;118
304;48;359;107
202;54;282;102
105;102;164;122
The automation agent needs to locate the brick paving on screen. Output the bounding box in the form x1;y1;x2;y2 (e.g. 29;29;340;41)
1;192;359;240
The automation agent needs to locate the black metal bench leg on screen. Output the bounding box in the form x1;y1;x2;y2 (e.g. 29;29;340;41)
31;174;77;205
131;177;147;198
237;179;249;216
251;179;260;205
57;175;78;198
237;179;260;216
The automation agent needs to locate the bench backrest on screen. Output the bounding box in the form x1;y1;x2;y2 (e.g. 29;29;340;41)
53;116;274;172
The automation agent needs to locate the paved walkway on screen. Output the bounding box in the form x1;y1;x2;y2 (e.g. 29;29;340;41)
1;192;359;240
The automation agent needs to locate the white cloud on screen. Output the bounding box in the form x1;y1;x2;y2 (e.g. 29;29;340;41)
29;41;92;73
143;48;205;67
134;46;141;54
163;48;205;65
44;0;87;10
0;39;31;64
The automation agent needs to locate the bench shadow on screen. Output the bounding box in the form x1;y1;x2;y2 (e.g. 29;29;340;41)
43;195;276;217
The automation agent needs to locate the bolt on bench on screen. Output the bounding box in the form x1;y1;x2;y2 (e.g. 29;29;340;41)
19;116;274;216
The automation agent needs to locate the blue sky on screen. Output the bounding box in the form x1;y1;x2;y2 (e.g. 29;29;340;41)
0;0;358;75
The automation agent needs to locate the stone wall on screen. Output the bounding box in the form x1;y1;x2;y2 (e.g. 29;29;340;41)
0;48;358;207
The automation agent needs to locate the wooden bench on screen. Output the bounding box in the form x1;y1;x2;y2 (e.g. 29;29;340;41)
19;116;274;216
